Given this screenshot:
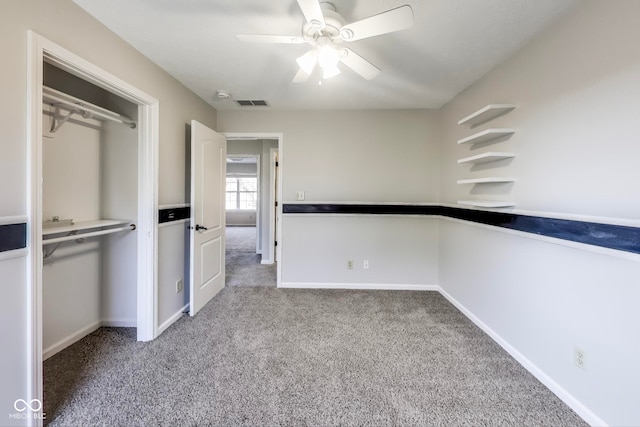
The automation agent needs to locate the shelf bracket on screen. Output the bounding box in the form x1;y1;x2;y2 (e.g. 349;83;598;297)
49;106;89;134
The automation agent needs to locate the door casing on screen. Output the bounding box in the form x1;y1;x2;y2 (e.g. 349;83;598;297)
26;31;159;420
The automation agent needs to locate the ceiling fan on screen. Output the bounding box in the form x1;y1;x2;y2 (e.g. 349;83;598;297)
236;0;414;83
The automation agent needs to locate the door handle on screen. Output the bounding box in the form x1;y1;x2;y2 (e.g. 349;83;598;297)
195;224;208;231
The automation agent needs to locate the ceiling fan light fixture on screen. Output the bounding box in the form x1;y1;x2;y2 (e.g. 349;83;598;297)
296;51;318;75
322;64;341;79
317;45;339;70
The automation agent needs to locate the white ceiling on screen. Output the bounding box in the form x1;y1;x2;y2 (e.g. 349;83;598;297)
74;0;577;111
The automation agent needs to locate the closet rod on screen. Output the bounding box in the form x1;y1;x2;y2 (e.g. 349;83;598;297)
42;225;131;245
43;86;137;129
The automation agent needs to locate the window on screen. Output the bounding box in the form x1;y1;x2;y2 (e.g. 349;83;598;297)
226;177;257;210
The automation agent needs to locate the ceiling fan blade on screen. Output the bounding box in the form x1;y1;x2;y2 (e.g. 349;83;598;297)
340;5;414;42
296;0;325;29
339;48;380;80
292;68;311;83
236;34;305;44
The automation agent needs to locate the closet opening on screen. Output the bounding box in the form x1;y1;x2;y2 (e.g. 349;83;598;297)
41;62;140;360
27;32;159;419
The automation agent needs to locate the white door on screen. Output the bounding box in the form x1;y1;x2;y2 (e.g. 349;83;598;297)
189;120;226;316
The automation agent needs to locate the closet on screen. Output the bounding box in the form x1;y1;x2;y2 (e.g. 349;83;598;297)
41;63;139;359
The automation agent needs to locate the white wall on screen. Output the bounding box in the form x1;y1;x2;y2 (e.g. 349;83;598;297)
218;110;441;287
0;1;218;423
41;111;104;356
438;1;640;425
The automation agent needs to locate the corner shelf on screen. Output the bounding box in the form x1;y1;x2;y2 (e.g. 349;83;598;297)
457;177;515;184
458;152;515;165
458;128;515;145
457;200;515;208
458;104;516;127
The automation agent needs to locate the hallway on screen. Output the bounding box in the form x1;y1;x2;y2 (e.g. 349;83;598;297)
225;226;276;287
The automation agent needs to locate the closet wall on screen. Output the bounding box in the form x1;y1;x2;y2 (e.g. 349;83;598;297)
42;64;138;357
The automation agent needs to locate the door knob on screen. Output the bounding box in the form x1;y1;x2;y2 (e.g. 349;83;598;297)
195;224;208;231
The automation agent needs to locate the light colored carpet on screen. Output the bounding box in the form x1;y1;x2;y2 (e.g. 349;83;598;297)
225;226;256;253
225;252;276;287
225;226;276;287
43;288;587;426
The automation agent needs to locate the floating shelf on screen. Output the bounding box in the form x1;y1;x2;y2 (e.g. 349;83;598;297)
458;128;515;145
457;200;515;208
458;104;516;127
457;177;515;184
458;152;515;165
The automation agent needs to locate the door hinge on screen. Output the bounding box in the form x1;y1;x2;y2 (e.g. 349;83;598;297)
275;161;279;167
275;201;278;207
275;241;277;246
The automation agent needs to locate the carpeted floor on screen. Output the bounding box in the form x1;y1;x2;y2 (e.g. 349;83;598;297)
43;288;587;426
226;226;276;288
225;226;257;253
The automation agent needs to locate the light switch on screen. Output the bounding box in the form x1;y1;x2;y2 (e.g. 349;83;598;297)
296;191;305;201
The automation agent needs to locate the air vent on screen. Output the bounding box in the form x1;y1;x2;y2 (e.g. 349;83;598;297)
235;100;269;107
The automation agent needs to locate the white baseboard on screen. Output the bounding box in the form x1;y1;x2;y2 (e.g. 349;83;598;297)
437;287;605;427
279;282;439;291
261;259;274;265
43;320;102;360
102;318;136;328
157;304;189;334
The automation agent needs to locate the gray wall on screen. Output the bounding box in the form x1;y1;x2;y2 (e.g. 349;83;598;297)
438;1;640;425
0;1;217;422
218;110;441;286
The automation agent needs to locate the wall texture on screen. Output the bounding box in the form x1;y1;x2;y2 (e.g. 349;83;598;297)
218;110;441;287
0;1;217;423
438;1;640;425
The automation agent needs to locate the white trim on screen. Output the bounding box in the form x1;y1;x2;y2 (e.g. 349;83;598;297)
0;215;28;226
102;318;137;327
269;147;278;263
261;259;274;265
0;248;28;261
438;287;605;427
158;218;189;229
279;282;439;291
439;216;640;263
158;203;190;210
439;202;640;228
223;132;283;287
42;320;102;361
157;304;189;334
26;32;159;418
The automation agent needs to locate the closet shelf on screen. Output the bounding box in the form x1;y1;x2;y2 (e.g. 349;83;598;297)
457;200;515;208
43;86;136;131
458;104;516;126
457;177;515;184
42;219;132;245
458;152;516;164
458;128;515;145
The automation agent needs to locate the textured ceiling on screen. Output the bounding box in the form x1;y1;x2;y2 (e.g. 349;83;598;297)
74;0;578;111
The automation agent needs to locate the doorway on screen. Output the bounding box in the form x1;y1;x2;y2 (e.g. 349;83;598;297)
27;32;159;412
224;134;282;287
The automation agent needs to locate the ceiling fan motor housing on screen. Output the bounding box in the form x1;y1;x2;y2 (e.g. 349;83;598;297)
303;2;346;44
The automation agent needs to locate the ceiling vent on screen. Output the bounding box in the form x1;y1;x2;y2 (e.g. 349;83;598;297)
235;100;269;107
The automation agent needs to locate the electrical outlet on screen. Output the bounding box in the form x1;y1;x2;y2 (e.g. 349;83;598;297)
296;191;305;201
574;347;586;371
347;260;353;269
176;278;183;293
363;260;369;269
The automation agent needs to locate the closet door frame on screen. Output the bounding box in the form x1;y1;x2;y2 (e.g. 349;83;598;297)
26;31;159;416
